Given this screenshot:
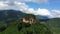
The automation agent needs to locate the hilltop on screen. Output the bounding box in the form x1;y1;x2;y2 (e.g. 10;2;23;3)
0;14;53;34
46;18;60;34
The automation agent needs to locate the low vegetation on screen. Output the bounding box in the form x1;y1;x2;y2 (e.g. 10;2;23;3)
0;14;53;34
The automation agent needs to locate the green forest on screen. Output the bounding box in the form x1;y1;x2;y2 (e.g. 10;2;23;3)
0;10;60;34
0;14;53;34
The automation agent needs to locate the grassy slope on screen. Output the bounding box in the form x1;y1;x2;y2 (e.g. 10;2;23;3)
0;25;19;34
0;22;52;34
46;18;60;34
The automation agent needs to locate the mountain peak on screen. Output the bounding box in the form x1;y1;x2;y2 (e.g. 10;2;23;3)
22;14;36;24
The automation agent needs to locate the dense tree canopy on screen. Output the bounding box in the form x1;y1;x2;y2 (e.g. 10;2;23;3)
18;21;53;34
0;14;53;34
17;14;53;34
23;14;36;19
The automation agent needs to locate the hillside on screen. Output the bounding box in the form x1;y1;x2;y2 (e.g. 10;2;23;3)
0;14;53;34
0;10;49;26
0;23;53;34
0;10;25;21
46;18;60;34
0;10;25;26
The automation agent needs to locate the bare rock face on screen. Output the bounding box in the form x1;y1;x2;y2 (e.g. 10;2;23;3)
17;14;53;34
22;14;36;24
17;14;36;31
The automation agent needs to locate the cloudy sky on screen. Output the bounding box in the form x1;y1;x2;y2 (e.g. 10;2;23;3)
0;0;60;18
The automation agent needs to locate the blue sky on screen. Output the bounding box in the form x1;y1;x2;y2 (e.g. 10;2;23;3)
0;0;60;18
26;0;60;10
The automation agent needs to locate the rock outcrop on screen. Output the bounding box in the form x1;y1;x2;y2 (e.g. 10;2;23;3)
22;14;36;24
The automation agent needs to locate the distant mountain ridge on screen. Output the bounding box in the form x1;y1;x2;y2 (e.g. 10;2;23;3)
0;10;49;21
0;10;60;34
0;10;25;21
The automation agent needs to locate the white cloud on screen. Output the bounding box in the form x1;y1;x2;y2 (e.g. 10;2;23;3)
12;2;51;17
0;0;49;10
50;10;60;18
0;0;48;4
0;1;9;10
14;1;29;10
15;2;60;18
19;0;48;4
14;1;35;14
35;8;51;16
0;0;60;18
14;2;51;16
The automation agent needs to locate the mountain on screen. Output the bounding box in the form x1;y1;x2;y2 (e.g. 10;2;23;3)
0;10;25;21
0;14;53;34
0;10;49;22
36;15;48;19
0;10;26;27
36;15;49;22
0;10;49;20
46;18;60;34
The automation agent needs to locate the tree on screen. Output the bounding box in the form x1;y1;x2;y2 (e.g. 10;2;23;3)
17;14;53;34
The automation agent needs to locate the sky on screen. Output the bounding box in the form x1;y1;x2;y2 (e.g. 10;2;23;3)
0;0;60;18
